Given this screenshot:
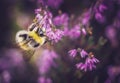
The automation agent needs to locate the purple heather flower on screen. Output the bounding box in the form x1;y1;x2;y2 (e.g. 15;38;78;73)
85;57;99;64
53;13;69;26
80;49;88;58
81;11;91;25
36;50;58;74
76;62;87;71
76;55;99;71
85;57;99;70
35;9;53;29
68;25;81;39
95;13;105;23
38;76;52;83
99;4;107;13
46;28;64;43
68;49;77;58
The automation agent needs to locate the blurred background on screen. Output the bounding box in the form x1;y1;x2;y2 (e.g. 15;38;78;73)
0;0;120;83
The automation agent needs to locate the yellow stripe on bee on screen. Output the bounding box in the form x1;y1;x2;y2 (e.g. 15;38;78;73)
28;31;44;45
19;42;31;50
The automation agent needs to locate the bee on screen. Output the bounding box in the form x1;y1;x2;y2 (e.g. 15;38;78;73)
15;23;47;50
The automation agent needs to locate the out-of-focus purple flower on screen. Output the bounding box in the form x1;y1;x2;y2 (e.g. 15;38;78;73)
53;13;69;26
6;49;24;66
46;28;64;43
105;66;120;83
36;50;58;74
68;25;81;39
38;0;63;9
78;10;91;25
68;49;77;58
105;78;112;83
99;4;107;12
80;49;88;58
105;26;116;40
2;71;11;83
38;76;52;83
105;26;118;47
107;66;120;78
95;13;105;23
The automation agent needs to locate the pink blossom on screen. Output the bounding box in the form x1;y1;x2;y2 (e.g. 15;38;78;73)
68;49;77;58
80;49;88;58
46;28;64;43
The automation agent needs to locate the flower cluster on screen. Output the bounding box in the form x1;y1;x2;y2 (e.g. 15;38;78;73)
46;28;64;43
68;48;99;71
35;8;64;43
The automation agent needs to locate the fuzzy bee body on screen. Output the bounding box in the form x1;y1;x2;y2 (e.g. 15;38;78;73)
15;23;46;50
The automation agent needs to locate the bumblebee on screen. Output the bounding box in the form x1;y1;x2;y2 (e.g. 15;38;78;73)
16;23;46;50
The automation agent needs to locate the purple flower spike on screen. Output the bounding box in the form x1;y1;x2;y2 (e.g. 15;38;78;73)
80;49;88;58
68;49;77;58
